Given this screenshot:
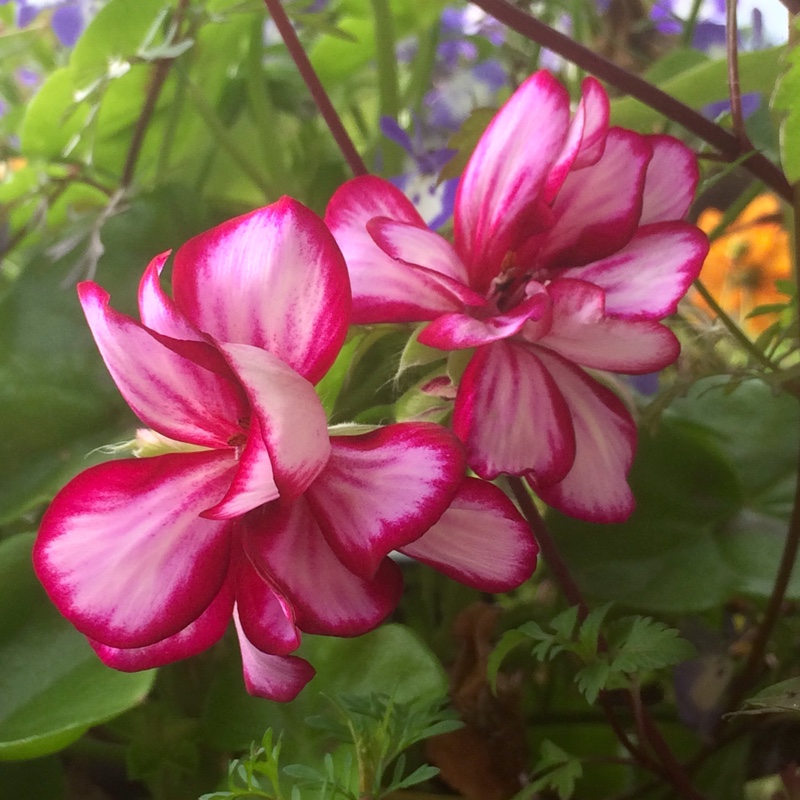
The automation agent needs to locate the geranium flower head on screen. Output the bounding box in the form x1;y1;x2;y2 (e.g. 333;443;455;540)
35;197;537;700
326;70;708;524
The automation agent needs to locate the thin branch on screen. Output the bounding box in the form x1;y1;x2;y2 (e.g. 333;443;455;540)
120;0;190;187
262;0;368;177
469;0;792;201
725;0;752;149
507;477;709;800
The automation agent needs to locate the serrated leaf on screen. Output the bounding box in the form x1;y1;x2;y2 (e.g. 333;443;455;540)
734;677;800;717
609;617;696;674
576;603;613;658
487;629;534;693
575;662;612;705
549;606;580;640
529;741;583;800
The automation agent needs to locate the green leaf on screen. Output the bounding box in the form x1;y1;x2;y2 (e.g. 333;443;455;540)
548;407;759;612
611;47;783;132
736;677;800;716
773;36;800;183
0;534;155;760
607;617;696;674
487;629;538;693
529;741;583;800
69;0;169;91
440;107;496;182
575;662;612;706
202;624;447;763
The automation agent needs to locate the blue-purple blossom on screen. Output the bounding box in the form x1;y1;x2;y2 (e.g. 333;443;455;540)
702;92;762;120
0;0;102;46
380;116;458;229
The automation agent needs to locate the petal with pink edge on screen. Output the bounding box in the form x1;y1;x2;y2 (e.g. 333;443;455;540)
219;343;330;501
138;252;204;342
400;477;538;591
538;279;680;373
234;556;301;655
453;340;575;483
89;580;235;671
233;609;315;701
327;177;468;323
79;282;243;448
368;218;471;285
561;222;708;319
305;423;465;579
531;349;636;523
639;135;700;225
419;288;550;350
243;499;404;637
455;71;571;290
532;129;652;269
203;415;280;520
34;451;236;649
172;197;351;384
543;76;609;202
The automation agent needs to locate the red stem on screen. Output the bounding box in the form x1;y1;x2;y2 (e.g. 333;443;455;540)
262;0;368;177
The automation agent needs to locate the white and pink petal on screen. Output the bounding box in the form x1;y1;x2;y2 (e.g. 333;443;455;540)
543;76;609;202
530;350;636;523
453;340;575;483
561;222;708;319
455;71;571;291
138;252;204;342
233;609;315;701
219;343;330;502
89;580;235;671
420;288;550;350
34;451;236;649
538;279;680;373
234;556;301;655
305;423;465;578
172;198;351;384
400;477;538;591
639;135;700;225
327;178;468;323
531;128;652;269
78;282;243;448
242;499;404;637
203;415;280;520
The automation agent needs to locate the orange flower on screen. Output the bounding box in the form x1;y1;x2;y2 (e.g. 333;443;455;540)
694;194;791;333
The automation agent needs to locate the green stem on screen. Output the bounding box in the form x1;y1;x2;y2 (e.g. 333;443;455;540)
246;19;289;188
370;0;404;176
404;24;439;117
679;0;705;48
181;68;276;199
692;277;779;370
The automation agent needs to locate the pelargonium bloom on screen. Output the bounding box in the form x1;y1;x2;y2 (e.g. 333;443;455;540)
34;198;537;701
326;70;708;523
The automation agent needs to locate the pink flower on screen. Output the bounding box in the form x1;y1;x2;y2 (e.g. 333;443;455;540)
34;197;537;701
326;71;709;523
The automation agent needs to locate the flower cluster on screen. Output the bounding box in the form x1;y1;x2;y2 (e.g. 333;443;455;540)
34;198;536;701
35;69;705;701
327;70;708;523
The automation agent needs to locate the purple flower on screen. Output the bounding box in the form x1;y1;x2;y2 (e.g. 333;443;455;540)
380;116;458;229
1;0;101;47
702;92;762;120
